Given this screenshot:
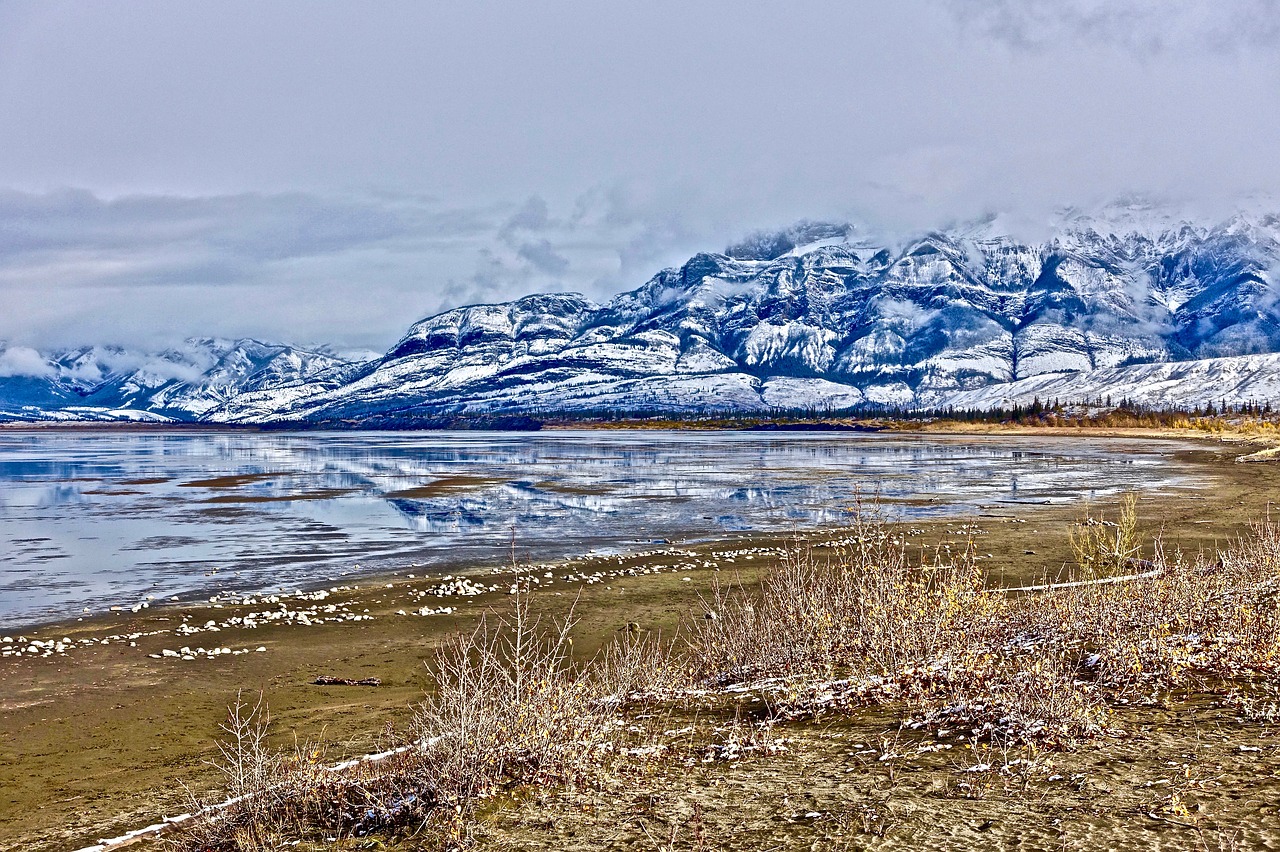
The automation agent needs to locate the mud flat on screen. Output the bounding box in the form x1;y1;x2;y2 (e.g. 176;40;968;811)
1;434;1277;851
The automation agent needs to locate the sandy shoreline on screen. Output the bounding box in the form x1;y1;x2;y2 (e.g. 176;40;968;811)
2;430;1278;851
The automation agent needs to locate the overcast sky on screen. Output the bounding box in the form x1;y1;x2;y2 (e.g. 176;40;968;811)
1;0;1279;350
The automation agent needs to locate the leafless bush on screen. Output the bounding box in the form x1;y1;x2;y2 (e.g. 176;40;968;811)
407;584;623;843
169;692;424;851
168;578;680;850
214;691;275;800
1025;522;1280;695
690;500;1280;747
595;628;688;706
915;650;1109;749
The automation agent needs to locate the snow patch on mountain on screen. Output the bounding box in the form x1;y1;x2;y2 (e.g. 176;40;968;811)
930;352;1280;411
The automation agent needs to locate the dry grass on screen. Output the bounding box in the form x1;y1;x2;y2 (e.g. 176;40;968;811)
687;502;1280;749
165;577;680;851
687;505;1001;687
1019;518;1280;697
166;502;1280;849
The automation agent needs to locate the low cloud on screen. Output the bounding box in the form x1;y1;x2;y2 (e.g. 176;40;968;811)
0;189;512;349
0;184;733;351
133;354;216;384
0;345;54;378
875;297;940;330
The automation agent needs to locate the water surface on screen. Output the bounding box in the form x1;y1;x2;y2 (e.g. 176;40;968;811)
0;430;1199;628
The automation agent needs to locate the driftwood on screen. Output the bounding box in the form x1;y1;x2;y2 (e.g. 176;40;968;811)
1001;561;1161;594
312;675;382;686
71;741;420;851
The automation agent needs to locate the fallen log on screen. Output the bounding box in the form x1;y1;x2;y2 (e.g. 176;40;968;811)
1001;563;1162;594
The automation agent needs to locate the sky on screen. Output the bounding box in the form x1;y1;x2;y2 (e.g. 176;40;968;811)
0;0;1279;352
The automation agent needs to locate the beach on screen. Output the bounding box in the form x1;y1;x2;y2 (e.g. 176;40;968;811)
2;431;1278;851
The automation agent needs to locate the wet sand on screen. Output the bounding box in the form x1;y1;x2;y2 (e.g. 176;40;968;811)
1;432;1278;851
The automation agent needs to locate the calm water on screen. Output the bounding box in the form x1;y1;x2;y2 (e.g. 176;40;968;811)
0;430;1199;628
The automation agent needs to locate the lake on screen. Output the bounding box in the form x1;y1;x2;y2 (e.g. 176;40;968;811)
0;429;1198;628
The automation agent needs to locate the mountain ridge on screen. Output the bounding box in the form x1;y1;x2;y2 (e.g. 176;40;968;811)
6;209;1280;423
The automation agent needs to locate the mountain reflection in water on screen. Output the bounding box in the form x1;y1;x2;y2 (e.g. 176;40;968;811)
0;430;1196;627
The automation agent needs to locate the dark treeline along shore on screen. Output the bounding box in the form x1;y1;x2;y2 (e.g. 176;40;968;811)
8;398;1273;433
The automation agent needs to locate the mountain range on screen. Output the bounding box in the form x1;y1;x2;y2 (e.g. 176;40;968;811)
6;205;1280;424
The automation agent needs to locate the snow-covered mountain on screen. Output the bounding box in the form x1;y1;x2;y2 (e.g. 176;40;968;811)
8;207;1280;423
211;210;1280;422
0;338;371;421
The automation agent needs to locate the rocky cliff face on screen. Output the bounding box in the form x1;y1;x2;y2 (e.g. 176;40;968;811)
7;207;1280;423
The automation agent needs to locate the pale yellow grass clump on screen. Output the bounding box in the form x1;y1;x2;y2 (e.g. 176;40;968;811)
1068;492;1143;579
688;507;1003;687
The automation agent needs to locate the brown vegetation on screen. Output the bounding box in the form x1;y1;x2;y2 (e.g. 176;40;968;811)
163;500;1280;850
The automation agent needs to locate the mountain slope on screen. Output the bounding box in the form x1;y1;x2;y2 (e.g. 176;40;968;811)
929;352;1280;412
0;339;371;422
209;210;1280;422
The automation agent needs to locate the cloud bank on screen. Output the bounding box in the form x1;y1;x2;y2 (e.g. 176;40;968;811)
0;346;54;379
0;2;1278;349
0;186;757;350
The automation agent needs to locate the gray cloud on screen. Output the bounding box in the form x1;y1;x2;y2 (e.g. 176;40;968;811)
948;0;1280;53
0;186;738;349
500;195;551;237
0;189;506;347
517;240;571;276
0;3;1278;352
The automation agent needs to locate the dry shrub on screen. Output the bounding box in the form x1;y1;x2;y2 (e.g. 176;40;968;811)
688;507;1002;687
683;508;1110;747
1069;491;1142;578
691;501;1280;747
168;693;428;851
168;580;677;851
1027;520;1280;694
916;651;1109;749
595;628;688;705
213;690;275;801
408;584;621;842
